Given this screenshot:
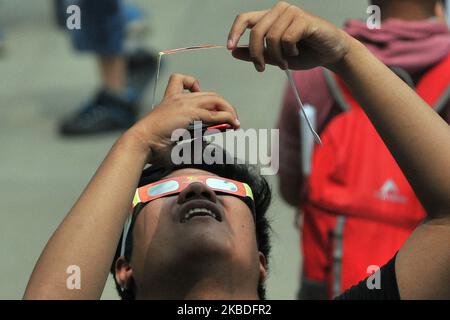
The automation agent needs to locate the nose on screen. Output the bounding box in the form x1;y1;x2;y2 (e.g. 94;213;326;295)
177;182;217;205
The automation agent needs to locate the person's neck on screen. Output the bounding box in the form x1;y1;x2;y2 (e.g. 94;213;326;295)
137;278;259;300
136;261;260;300
138;279;258;300
378;2;435;21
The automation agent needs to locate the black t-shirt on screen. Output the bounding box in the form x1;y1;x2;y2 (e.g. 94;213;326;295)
335;255;400;300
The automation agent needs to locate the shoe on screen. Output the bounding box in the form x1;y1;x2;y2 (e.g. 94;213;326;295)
59;90;137;136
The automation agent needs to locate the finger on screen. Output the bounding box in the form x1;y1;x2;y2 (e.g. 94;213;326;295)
266;6;297;69
281;18;307;58
232;47;297;69
188;94;238;121
249;2;291;71
164;74;201;98
196;109;240;129
198;95;238;121
184;91;221;98
227;10;267;50
232;47;279;65
231;47;253;62
189;94;239;128
182;91;228;101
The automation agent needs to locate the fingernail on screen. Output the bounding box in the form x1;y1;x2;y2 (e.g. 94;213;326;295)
254;62;264;72
235;119;241;127
227;39;234;49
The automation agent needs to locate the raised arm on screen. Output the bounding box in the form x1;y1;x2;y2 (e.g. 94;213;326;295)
23;75;240;299
227;2;450;299
325;30;450;300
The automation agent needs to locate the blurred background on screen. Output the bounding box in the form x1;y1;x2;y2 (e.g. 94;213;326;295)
0;0;369;299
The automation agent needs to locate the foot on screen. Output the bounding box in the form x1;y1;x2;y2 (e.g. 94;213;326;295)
59;90;137;136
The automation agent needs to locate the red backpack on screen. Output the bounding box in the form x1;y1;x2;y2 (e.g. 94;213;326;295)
301;54;450;298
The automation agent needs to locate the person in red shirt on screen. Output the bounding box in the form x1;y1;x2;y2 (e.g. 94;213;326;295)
277;0;450;299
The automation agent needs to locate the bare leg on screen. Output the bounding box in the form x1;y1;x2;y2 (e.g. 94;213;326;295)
98;55;127;93
59;55;134;136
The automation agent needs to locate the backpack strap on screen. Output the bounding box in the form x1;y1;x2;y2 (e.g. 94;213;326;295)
323;69;359;111
389;66;415;88
323;69;351;112
416;53;450;113
323;53;450;113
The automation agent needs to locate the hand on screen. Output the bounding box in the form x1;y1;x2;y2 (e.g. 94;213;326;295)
227;1;352;72
127;74;240;159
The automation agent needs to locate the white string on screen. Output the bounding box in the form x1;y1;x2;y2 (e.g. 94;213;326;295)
285;69;322;145
151;52;163;109
151;45;226;109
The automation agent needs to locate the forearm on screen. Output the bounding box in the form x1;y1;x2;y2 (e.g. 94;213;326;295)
23;72;240;299
333;37;450;217
24;131;148;299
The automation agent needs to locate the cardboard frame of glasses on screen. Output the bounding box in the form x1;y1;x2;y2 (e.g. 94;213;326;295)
151;45;322;145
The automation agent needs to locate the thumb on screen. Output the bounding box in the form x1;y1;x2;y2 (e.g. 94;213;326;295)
231;47;288;69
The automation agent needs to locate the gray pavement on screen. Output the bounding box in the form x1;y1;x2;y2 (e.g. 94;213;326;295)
0;0;368;299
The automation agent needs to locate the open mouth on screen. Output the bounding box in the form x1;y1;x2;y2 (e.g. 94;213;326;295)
182;208;220;222
178;200;223;223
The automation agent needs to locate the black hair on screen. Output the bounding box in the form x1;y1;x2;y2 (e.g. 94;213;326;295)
110;160;272;300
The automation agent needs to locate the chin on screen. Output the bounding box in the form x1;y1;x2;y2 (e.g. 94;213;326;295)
178;229;234;261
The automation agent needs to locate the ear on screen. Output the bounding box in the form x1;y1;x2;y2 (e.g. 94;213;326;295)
115;256;134;291
258;252;268;283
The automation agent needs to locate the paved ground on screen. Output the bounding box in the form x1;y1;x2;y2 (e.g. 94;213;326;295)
0;0;368;299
